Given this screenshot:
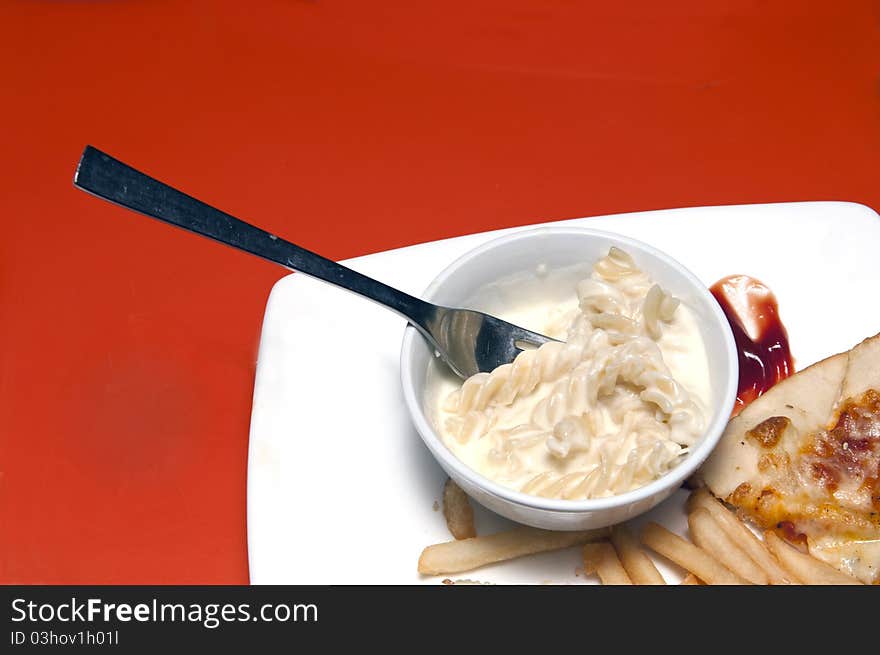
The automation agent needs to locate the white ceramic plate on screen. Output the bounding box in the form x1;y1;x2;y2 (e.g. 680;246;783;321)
247;201;880;584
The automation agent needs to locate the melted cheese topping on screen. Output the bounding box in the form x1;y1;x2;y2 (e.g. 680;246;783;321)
728;390;880;583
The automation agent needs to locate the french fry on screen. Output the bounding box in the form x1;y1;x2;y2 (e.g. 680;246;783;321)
441;579;492;585
640;522;746;585
680;573;703;585
687;489;795;584
610;525;665;585
442;479;476;540
763;531;863;585
583;542;632;585
688;508;769;585
418;527;608;576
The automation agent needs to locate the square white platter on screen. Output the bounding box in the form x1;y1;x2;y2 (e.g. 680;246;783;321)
247;201;880;584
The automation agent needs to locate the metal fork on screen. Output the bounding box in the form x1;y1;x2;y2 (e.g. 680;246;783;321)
73;146;554;378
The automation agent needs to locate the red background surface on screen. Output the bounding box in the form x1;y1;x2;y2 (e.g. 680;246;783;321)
2;1;879;583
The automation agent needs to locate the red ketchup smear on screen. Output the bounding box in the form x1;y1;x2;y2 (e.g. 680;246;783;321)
709;275;794;417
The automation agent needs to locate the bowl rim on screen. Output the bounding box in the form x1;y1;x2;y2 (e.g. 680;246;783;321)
400;225;738;513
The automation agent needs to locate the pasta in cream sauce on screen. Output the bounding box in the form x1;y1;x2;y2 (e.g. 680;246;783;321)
430;248;711;500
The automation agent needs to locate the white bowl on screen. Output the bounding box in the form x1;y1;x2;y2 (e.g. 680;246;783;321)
400;227;738;530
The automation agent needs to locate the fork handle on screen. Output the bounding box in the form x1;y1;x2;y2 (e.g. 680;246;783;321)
74;146;435;328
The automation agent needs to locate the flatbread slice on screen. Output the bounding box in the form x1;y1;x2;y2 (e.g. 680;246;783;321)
697;333;880;584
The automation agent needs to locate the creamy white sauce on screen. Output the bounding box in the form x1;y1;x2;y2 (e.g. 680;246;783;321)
425;248;712;501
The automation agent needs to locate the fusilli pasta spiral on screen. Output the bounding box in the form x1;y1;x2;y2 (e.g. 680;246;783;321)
436;247;708;500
